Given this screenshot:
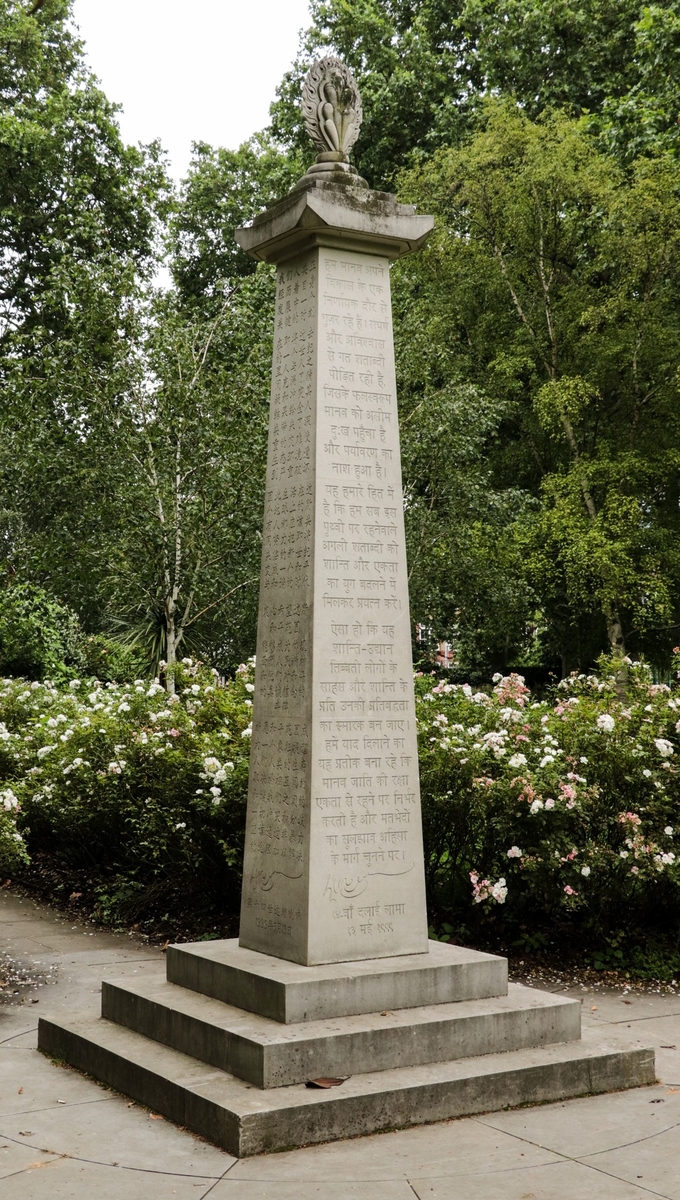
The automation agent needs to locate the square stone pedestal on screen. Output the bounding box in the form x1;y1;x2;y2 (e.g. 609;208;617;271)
38;938;655;1156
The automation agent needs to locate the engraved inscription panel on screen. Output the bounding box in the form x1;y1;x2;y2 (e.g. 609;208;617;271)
239;251;317;961
307;248;427;963
240;245;428;966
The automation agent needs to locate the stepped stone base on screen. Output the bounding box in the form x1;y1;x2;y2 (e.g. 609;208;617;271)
37;938;655;1156
39;1015;655;1157
166;938;507;1022
102;974;580;1088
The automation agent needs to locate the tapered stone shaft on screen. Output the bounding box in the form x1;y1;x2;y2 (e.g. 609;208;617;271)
236;183;433;966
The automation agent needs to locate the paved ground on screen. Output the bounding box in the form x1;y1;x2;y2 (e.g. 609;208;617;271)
2;890;680;1199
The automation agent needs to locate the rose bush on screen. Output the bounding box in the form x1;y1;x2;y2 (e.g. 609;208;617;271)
1;652;680;972
0;659;254;928
417;656;680;971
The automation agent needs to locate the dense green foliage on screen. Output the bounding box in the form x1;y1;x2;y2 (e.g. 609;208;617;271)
0;0;166;343
0;583;84;680
270;0;680;187
395;105;680;670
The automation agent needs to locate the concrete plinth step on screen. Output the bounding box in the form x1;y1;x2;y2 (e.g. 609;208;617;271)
165;938;508;1023
103;974;581;1088
38;1014;655;1158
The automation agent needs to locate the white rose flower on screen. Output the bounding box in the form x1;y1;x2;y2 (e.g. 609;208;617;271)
491;878;508;903
580;866;591;877
597;714;615;732
654;738;674;758
508;753;527;767
506;846;522;859
665;826;674;836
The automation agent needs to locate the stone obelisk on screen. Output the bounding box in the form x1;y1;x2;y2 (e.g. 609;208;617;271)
40;59;653;1157
236;58;433;967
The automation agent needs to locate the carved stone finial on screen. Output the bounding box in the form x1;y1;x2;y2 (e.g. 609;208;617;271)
300;57;366;186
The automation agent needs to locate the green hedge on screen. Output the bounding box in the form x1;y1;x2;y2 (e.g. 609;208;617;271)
0;660;253;926
1;654;679;972
415;658;680;972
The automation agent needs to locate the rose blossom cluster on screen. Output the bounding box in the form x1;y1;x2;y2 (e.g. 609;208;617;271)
416;657;680;916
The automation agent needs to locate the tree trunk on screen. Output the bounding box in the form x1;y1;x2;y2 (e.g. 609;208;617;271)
605;602;626;657
605;602;628;697
165;604;177;695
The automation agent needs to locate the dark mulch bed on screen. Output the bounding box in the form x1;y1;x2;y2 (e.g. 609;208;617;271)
4;859;679;996
3;855;239;947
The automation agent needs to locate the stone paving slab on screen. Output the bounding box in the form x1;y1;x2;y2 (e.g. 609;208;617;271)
581;1126;680;1199
0;1139;61;1183
408;1159;658;1198
478;1082;680;1158
2;889;680;1198
210;1183;418;1199
0;1156;221;1199
224;1116;560;1179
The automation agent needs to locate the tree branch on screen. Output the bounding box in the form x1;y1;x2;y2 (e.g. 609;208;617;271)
184;578;257;628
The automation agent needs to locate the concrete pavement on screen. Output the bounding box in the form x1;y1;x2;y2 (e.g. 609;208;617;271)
2;889;680;1199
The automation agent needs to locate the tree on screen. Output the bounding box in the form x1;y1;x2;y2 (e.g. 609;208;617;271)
0;266;274;677
397;104;680;668
0;0;171;622
169;136;305;308
391;262;536;669
0;581;84;679
99;277;273;681
0;0;168;346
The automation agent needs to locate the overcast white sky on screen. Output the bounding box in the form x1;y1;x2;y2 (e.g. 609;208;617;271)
70;1;312;180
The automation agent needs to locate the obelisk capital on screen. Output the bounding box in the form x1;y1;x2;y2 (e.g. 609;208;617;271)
235;184;433;265
235;55;434;266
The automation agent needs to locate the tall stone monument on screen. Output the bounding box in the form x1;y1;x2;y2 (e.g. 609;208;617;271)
39;57;654;1156
236;56;431;966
